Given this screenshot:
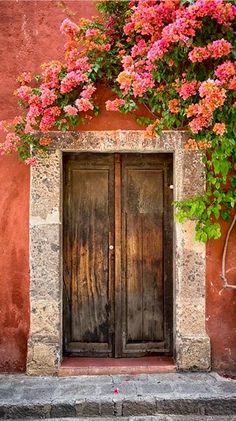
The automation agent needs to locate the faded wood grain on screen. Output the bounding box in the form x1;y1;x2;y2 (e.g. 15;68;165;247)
63;154;114;356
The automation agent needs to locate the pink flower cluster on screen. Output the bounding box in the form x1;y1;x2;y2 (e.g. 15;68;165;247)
1;0;235;165
64;105;78;116
63;84;96;115
106;98;125;111
25;157;38;166
186;79;227;133
0;133;21;155
41;61;62;89
188;47;210;63
11;20;99;136
124;0;179;41
116;55;154;97
41;88;57;108
215;61;236;82
177;80;198;100
146;0;235;62
39;107;61;132
60;71;89;94
75;98;94;112
168;99;180;114
189;39;232;63
17;71;32;85
213;122;226;136
60;18;79;38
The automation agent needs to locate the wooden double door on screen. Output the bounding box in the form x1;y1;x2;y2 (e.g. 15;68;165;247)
63;153;173;357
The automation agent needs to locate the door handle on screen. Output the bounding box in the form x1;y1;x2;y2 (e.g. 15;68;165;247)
109;245;114;250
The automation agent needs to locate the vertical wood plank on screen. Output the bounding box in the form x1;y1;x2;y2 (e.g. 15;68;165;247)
114;154;122;357
63;154;114;356
121;154;172;356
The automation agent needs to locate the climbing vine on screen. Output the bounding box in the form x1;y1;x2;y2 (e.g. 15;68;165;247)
0;0;235;242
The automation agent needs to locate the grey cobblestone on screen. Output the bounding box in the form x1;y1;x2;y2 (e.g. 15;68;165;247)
32;417;236;421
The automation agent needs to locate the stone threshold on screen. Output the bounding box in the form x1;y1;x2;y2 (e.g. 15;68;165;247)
58;356;176;376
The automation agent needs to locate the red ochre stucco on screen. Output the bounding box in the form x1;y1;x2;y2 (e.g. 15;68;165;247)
0;0;235;372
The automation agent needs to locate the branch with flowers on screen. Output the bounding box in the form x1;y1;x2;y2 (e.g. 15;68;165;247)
0;0;235;242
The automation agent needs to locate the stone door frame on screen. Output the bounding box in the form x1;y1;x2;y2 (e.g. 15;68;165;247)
27;130;211;375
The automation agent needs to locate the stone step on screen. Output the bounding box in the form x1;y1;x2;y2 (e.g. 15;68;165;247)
2;396;236;419
36;417;236;421
0;373;236;419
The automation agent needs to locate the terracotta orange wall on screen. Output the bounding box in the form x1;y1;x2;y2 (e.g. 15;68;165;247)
0;0;235;372
206;218;236;371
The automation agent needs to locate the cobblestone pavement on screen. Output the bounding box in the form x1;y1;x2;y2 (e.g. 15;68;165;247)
36;417;236;421
0;372;236;419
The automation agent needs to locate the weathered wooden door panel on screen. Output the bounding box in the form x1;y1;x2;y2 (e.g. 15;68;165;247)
63;154;114;356
120;155;173;356
63;153;173;357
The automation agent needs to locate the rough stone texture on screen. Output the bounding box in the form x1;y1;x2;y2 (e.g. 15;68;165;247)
123;398;157;416
27;341;60;376
34;417;236;421
176;336;211;372
27;130;210;374
1;373;236;418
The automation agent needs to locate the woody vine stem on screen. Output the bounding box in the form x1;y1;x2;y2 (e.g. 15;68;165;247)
221;213;236;289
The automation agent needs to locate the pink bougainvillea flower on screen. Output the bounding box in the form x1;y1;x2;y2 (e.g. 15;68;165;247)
117;71;134;95
80;84;96;99
24;123;35;134
188;47;210;63
17;71;32;85
41;88;57;108
75;98;94;112
74;57;91;73
131;39;148;58
199;79;224;98
41;61;63;89
185;138;211;150
147;38;170;61
213;123;226;136
0;120;7;132
186;103;200;118
85;28;100;38
60;18;79;38
177;80;198;100
207;39;232;59
113;388;120;394
189;116;211;133
39;107;61;131
215;61;236;82
122;55;134;71
105;98;125;111
0;133;21;155
64;105;78;116
229;77;236;91
25;157;38;166
15;85;32;102
168;99;180;114
60;71;88;94
39;137;53;146
132;72;155;97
